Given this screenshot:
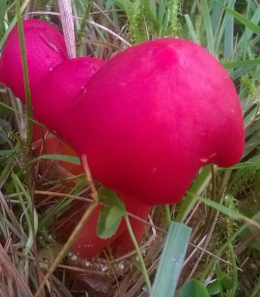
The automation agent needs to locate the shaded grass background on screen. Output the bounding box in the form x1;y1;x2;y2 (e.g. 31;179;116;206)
0;0;260;296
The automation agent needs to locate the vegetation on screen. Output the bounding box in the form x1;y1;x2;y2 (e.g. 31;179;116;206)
0;0;260;296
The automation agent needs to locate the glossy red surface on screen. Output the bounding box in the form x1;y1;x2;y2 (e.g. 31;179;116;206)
0;20;68;101
57;39;245;205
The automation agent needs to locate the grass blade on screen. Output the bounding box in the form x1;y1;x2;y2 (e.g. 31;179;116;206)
222;58;260;69
237;5;260;52
0;0;7;38
0;0;30;51
218;2;260;36
184;14;198;43
37;154;81;165
200;0;215;55
150;222;191;297
15;0;32;143
176;166;212;223
224;5;234;59
195;194;260;230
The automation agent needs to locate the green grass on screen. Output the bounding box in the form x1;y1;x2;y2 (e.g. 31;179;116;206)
0;0;260;296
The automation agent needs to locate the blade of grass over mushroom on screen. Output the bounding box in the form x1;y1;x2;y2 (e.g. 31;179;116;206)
15;0;32;144
37;154;81;165
0;101;50;130
150;222;192;297
176;165;212;223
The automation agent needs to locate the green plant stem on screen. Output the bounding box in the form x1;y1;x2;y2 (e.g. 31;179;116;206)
165;205;172;228
228;244;238;297
124;213;152;293
176;165;212;223
12;174;34;255
15;0;33;144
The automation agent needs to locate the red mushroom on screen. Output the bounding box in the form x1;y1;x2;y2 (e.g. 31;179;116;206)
56;39;245;206
61;194;150;259
32;57;104;130
0;20;68;102
31;56;151;259
32;127;151;259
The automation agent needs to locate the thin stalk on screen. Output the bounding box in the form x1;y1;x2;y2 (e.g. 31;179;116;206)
165;205;172;228
228;244;238;297
124;213;152;293
15;0;33;144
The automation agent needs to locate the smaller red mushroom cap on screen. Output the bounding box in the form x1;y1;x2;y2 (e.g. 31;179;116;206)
32;127;151;259
0;20;68;102
56;39;245;206
60;194;151;259
32;57;104;130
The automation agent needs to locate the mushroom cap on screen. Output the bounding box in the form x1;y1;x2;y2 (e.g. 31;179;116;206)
56;39;245;205
0;20;68;102
33;57;104;130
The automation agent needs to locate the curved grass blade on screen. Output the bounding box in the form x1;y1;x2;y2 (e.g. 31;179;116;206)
218;2;260;36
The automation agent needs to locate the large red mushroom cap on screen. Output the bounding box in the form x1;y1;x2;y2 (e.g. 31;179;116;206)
57;39;245;206
0;20;68;102
32;57;104;130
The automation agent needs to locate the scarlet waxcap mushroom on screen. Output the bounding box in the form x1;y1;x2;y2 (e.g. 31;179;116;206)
62;194;151;259
33;57;104;130
57;39;245;206
0;20;67;102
